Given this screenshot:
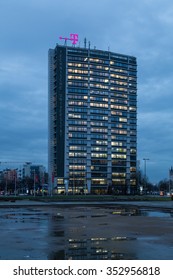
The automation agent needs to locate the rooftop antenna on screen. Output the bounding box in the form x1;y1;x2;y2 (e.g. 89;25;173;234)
84;38;87;48
88;41;90;49
59;36;68;46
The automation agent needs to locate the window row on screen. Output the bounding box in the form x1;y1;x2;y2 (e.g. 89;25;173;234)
69;165;86;170
91;179;107;185
68;113;87;119
68;120;87;126
68;69;88;74
69;172;86;177
68;62;88;68
66;65;136;77
69;139;87;145
112;148;127;153
90;103;108;108
90;64;109;71
68;88;88;94
93;140;108;145
90;96;108;102
112;179;126;185
91;121;108;127
68;75;88;81
111;123;127;129
69;146;87;151
111;105;127;110
68;82;88;87
68;132;136;140
91;147;107;152
112;173;126;178
90;115;108;121
110;87;128;92
111;129;127;135
69;152;87;157
68;101;88;106
68;146;134;154
111;98;128;104
68;127;87;132
90;83;109;89
91;153;107;158
110;80;128;86
68;75;135;87
91;128;108;133
68;94;88;100
90;71;109;76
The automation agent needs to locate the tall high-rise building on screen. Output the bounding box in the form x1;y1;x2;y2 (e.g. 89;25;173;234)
48;43;137;194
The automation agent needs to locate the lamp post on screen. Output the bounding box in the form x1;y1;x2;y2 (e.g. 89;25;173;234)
14;171;17;196
143;158;149;194
5;172;7;195
33;169;36;197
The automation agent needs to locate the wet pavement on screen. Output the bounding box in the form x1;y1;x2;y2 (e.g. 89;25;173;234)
0;201;173;260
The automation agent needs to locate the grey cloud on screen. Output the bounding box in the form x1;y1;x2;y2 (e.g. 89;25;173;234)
0;0;173;182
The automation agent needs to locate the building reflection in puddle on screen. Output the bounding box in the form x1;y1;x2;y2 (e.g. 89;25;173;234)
112;207;173;217
48;206;173;260
48;236;137;260
112;207;141;216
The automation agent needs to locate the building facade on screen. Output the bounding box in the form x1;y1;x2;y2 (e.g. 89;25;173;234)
23;163;46;184
48;44;137;194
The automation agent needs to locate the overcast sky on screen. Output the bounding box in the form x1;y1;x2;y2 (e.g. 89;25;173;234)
0;0;173;183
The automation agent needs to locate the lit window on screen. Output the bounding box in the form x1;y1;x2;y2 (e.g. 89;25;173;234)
90;103;108;108
57;178;64;185
112;173;126;178
130;167;136;172
119;118;127;122
129;107;136;111
69;165;86;170
111;141;123;146
96;140;108;145
111;105;127;110
91;153;107;158
112;148;126;153
91;147;107;152
111;154;126;159
91;179;107;185
68;114;81;119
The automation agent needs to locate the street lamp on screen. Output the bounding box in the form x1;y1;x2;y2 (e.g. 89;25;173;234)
33;169;36;197
14;170;17;196
143;158;149;193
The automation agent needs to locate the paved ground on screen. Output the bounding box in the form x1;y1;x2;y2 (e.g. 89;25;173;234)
0;199;173;209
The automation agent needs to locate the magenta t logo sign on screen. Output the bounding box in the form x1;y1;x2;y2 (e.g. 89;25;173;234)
70;33;78;45
59;33;78;45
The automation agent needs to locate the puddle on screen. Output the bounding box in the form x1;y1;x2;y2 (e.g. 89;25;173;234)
112;207;173;218
141;210;172;218
0;205;173;259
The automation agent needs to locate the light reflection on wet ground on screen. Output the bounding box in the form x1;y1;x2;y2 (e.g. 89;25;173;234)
0;205;173;260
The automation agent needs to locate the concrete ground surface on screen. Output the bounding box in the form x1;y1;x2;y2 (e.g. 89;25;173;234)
0;199;173;208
